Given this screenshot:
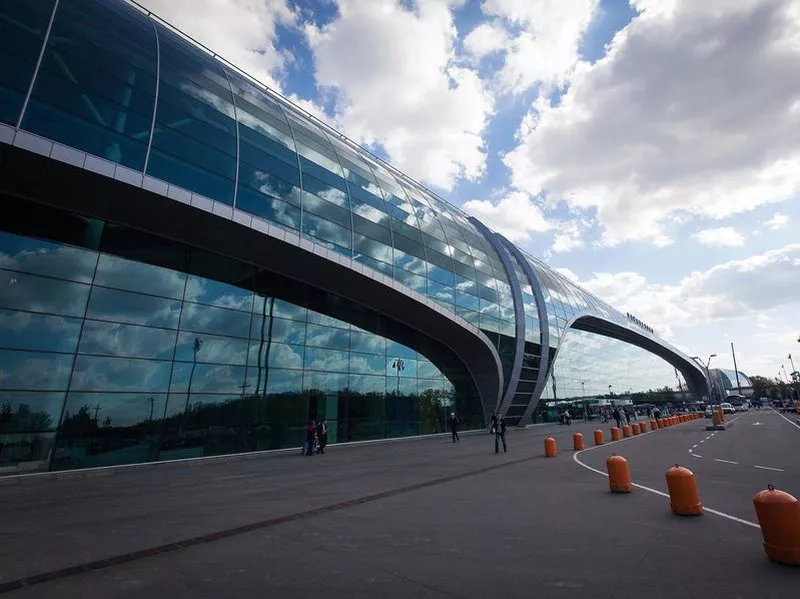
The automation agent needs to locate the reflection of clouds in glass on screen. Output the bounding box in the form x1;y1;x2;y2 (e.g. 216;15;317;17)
348;374;385;394
1;271;90;318
179;82;236;121
183;276;253;311
180;302;251;339
95;254;186;299
249;170;302;205
0;351;73;390
80;321;176;360
0;310;82;353
87;287;181;329
265;368;302;394
237;111;295;149
303;371;346;393
170;362;246;394
0;232;97;283
305;323;349;349
175;332;248;366
349;353;385;376
70;356;172;393
304;347;349;373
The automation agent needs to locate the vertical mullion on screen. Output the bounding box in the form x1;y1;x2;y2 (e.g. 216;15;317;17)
16;0;61;129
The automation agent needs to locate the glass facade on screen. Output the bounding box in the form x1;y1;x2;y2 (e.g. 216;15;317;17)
0;206;483;475
0;0;705;474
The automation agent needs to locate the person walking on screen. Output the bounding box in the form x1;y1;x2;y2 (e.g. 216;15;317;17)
448;412;460;443
315;419;328;454
624;409;631;425
612;407;622;429
563;409;571;426
491;412;507;453
305;421;316;456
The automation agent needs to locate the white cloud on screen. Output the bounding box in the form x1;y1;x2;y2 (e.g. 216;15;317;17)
692;227;745;247
504;0;800;246
137;0;296;91
307;0;494;190
765;212;790;229
577;243;800;330
463;23;509;59
480;0;600;93
551;220;586;253
461;191;552;242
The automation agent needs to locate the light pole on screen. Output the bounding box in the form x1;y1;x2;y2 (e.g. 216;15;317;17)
391;358;405;394
691;354;717;405
183;337;203;432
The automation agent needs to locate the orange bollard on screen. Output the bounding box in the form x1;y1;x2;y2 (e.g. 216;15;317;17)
632;423;640;435
622;424;631;438
606;455;633;493
753;485;800;565
594;429;604;445
716;406;725;423
544;436;557;457
610;426;621;441
665;465;703;516
651;419;659;430
639;421;648;433
712;412;722;426
573;432;585;451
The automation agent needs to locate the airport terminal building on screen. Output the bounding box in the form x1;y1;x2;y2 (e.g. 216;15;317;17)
0;0;708;474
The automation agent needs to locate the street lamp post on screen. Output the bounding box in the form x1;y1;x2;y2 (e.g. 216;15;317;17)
691;353;717;407
391;358;406;394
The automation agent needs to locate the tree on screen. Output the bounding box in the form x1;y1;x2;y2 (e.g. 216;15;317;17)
749;375;777;399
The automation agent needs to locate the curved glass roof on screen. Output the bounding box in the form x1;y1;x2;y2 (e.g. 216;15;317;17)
0;0;669;358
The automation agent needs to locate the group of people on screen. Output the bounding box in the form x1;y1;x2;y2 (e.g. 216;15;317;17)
303;412;509;456
449;411;507;453
303;419;329;456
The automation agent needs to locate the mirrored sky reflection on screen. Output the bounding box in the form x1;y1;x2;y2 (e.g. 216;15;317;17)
1;227;483;473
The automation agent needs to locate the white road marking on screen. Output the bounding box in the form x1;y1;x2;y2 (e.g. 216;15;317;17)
772;409;800;431
699;440;705;444
753;465;784;472
752;422;763;426
691;453;703;459
572;449;759;529
714;459;738;465
688;449;693;453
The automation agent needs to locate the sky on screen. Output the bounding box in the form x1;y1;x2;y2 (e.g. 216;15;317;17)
135;0;800;381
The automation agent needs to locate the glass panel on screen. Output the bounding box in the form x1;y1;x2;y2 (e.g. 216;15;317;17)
305;323;350;350
78;320;175;359
0;391;64;433
174;331;248;366
169;361;247;394
183;276;253;312
236;187;302;230
304;347;349;373
70;355;173;393
350;330;386;355
0;310;82;353
179;302;251;339
0;349;74;390
349;353;387;376
95;254;186;299
86;286;181;328
0;232;97;282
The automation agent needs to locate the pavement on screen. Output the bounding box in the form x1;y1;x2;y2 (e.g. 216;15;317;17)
1;414;798;598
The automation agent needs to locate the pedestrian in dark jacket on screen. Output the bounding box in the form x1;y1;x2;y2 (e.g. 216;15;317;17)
305;421;316;456
612;408;622;429
448;412;460;443
624;409;631;425
491;412;507;453
315;419;328;454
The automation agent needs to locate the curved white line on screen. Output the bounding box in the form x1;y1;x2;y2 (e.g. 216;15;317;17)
572;428;761;529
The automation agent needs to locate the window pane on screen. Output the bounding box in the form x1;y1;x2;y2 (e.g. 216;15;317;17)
79;320;177;360
87;287;181;328
70;355;173;393
0;391;63;433
169;361;246;394
0;310;82;353
183;276;253;311
174;331;248;366
0;269;91;317
236;187;301;231
0;232;97;282
0;349;74;390
179;302;251;339
304;347;349;373
305;323;350;350
350;330;386;355
95;254;186;299
301;213;351;250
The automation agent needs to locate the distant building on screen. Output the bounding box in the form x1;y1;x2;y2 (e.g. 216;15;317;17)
709;369;753;398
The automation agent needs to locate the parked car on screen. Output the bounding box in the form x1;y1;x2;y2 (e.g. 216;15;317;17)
734;403;748;412
720;402;736;414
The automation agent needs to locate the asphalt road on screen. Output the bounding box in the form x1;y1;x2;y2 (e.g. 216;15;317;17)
577;409;800;525
1;416;798;598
